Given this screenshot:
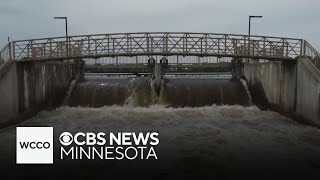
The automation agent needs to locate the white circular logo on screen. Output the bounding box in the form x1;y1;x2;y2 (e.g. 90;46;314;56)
59;132;73;146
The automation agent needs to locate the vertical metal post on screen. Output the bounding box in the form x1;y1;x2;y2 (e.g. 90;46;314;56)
54;17;68;56
205;34;208;53
248;16;251;38
147;34;149;53
95;40;97;55
165;33;168;53
65;17;68;38
303;40;306;57
127;34;130;53
9;42;12;60
13;42;16;60
88;37;91;55
49;39;53;58
248;17;251;60
65;17;69;57
263;37;266;56
218;39;220;54
107;35;110;54
201;38;203;53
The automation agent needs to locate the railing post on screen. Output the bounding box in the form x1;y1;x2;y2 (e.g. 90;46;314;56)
301;40;305;58
8;42;12;60
95;39;98;55
147;34;150;54
184;34;188;54
12;42;16;60
201;37;203;53
127;34;130;53
49;39;53;58
205;34;208;53
88;36;91;55
286;42;289;58
107;35;110;54
224;36;227;54
165;33;168;53
263;37;266;57
66;37;69;57
218;39;220;54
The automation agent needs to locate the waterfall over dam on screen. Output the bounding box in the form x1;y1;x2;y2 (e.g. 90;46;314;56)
67;75;251;108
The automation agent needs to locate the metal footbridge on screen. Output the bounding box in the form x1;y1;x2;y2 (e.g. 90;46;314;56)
1;32;319;69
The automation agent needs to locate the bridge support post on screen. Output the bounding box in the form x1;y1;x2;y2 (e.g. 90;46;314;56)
231;59;243;78
72;59;85;79
148;57;168;96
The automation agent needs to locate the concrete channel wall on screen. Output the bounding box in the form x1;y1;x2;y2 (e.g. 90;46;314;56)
0;60;78;127
296;59;320;126
243;59;320;127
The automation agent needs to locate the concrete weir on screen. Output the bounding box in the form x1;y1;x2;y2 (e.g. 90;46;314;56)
0;57;319;128
0;60;82;127
65;61;251;108
242;59;320;127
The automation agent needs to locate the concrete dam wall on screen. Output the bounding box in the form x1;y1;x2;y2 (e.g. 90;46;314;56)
1;58;319;128
0;60;77;126
66;76;251;108
243;59;320;127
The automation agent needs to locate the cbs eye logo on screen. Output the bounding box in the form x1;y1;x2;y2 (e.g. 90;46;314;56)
59;132;73;146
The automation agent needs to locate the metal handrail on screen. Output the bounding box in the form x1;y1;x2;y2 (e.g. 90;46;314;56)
303;41;320;69
0;43;11;62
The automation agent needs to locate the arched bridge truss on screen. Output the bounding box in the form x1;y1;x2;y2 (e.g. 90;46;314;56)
0;32;319;68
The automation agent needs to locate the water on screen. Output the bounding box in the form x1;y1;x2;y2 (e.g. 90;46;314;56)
0;75;319;178
67;76;251;108
1;105;320;178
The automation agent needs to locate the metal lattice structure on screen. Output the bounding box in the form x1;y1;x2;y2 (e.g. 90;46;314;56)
0;32;319;69
304;41;320;69
0;43;11;62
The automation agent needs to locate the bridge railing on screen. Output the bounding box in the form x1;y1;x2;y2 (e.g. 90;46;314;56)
10;32;304;61
303;41;320;69
0;43;12;63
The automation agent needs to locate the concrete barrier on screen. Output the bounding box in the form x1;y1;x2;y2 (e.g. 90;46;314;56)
0;60;78;127
242;59;320;127
296;59;320;126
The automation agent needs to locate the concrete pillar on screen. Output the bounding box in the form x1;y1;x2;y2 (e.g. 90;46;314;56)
231;59;243;78
72;59;85;79
154;64;162;94
148;57;168;96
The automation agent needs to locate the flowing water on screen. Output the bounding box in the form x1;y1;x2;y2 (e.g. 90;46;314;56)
0;105;320;178
0;75;319;178
67;76;251;108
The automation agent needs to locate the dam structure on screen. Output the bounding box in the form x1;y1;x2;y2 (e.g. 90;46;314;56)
1;32;320;178
0;32;320;127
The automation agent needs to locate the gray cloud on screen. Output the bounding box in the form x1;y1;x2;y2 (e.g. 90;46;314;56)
0;0;320;49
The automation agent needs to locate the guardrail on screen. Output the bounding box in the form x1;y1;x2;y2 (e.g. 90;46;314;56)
0;32;319;69
0;43;11;63
304;40;320;69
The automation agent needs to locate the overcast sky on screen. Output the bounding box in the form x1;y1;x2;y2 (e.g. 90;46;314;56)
1;0;320;49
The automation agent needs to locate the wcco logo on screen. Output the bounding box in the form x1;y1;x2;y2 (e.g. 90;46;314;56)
16;127;53;164
19;141;51;149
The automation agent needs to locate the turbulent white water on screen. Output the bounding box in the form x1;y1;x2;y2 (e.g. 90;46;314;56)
1;105;320;178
